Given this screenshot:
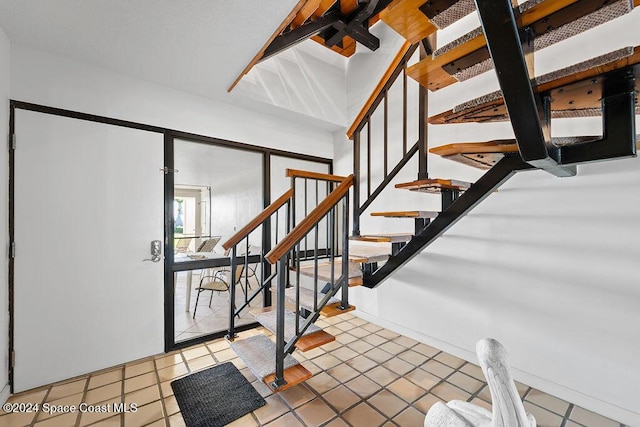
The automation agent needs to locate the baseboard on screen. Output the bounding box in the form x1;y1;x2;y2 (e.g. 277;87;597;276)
0;383;10;405
352;309;640;426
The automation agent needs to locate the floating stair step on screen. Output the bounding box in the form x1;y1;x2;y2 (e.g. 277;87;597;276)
284;286;340;311
395;178;471;194
349;244;391;263
254;309;321;339
263;364;314;393
350;233;413;243
230;334;311;392
379;0;476;44
371;210;439;219
429;46;640;124
431;140;518;169
280;287;355;317
321;302;356;317
295;330;336;352
253;309;335;352
295;259;363;282
407;0;637;91
431;136;640;169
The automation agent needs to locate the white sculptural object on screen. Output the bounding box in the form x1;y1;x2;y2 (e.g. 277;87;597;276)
424;338;536;427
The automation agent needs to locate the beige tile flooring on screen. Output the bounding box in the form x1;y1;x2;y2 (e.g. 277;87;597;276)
1;314;627;427
174;271;258;342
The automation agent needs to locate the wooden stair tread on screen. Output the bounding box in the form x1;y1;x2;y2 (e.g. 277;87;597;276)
379;0;475;44
282;286;341;311
432;136;640;169
408;0;637;92
296;330;336;352
429;46;640;124
321;302;356;317
395;178;471;193
253;309;335;352
371;210;439;219
295;259;363;281
349;244;391;263
230;334;304;388
431;141;518;170
350;233;413;243
254;309;321;337
264;364;313;392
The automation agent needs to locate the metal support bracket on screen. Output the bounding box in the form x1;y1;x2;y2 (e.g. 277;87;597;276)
415;218;430;235
364;156;535;288
441;189;459;211
391;242;406;255
475;0;576;177
559;69;637;165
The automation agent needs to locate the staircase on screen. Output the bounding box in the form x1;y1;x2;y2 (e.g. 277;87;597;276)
349;0;639;287
221;0;639;392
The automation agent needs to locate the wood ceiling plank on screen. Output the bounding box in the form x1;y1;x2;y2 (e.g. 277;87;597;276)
379;0;437;44
311;35;357;57
340;0;358;14
312;0;338;19
292;0;323;28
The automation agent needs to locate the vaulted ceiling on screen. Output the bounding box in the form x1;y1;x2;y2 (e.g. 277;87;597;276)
0;0;354;130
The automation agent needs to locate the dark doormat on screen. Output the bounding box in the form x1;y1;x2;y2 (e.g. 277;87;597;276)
171;362;266;427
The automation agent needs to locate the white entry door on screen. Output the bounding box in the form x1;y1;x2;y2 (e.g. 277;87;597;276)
13;110;165;392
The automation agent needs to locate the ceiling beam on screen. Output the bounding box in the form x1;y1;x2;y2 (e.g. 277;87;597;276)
262;11;342;61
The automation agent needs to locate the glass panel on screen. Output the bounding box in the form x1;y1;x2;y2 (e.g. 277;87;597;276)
173;139;263;343
174;185;211;253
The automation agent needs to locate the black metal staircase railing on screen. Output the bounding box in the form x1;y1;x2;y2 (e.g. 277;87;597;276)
350;0;638;288
264;174;354;389
348;42;423;236
221;188;294;340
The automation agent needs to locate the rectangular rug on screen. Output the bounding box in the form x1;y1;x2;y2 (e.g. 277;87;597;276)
171;362;266;427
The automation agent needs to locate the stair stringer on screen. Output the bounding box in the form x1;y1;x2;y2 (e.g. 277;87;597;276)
363;155;535;288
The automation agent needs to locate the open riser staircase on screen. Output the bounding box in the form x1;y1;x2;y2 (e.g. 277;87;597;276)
220;0;639;392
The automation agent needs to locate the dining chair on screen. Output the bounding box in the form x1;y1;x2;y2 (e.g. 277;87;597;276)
192;264;244;319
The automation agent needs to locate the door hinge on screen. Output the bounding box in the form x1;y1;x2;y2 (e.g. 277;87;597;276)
160;167;179;175
9;134;15;151
9;242;15;259
11;350;15;367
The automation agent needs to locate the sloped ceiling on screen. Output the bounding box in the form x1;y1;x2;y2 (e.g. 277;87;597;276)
0;0;352;129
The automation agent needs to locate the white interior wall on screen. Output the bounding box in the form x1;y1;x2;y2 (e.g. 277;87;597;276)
174;140;264;248
0;23;10;403
9;46;335;160
346;22;407;125
336;8;640;426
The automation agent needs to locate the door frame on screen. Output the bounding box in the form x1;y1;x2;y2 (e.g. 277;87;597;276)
7;100;333;390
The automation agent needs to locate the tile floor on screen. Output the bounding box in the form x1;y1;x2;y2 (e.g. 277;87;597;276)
174;271;259;342
1;314;628;427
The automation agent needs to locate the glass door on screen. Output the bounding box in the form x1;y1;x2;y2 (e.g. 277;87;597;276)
171;138;264;343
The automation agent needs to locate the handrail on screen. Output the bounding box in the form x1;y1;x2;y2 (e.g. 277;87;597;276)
346;41;416;139
266;175;354;263
286;168;348;182
222;188;294;250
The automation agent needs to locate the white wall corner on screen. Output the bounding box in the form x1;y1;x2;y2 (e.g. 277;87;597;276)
0;20;12;398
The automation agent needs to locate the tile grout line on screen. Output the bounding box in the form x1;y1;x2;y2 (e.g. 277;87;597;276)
152;357;171;427
560;403;575;427
74;376;91;427
30;385;52;427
